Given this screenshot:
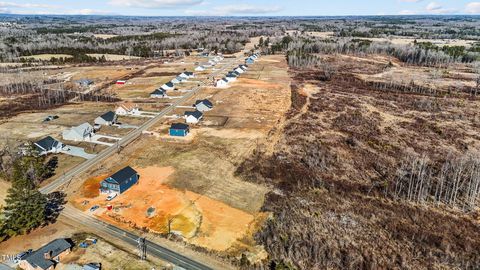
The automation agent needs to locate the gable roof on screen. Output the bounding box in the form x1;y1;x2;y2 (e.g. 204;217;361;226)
71;123;93;136
23;238;72;270
184;110;203;119
34;136;61;152
105;166;137;186
195;99;213;108
165;82;174;87
151;88;166;95
170;123;189;130
76;78;93;85
184;71;194;76
99;111;116;122
118;103;136;111
176;76;186;81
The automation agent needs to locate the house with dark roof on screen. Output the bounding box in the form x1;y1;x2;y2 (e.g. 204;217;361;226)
184;110;203;124
19;238;72;270
169;123;189;137
215;78;228;88
194;99;213;112
82;263;101;270
75;79;94;88
100;166;139;195
161;81;175;90
94;111;117;126
179;71;195;79
33;136;64;156
150;88;167;98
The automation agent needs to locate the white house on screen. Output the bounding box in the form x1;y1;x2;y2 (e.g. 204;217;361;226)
195;66;205;71
215;78;229;88
194;99;213;112
235;67;245;74
162;81;175;90
116;103;140;116
184;110;203;124
225;75;236;82
150;88;167;98
179;71;195;79
94;111;117;126
62;122;94;142
33;136;65;156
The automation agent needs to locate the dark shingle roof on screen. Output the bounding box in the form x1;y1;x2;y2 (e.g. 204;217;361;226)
151;88;166;95
184;71;193;76
170;123;189;130
99;111;116;122
107;166;138;185
34;136;60;152
195;99;213;108
166;82;174;87
184;110;203;119
24;238;72;270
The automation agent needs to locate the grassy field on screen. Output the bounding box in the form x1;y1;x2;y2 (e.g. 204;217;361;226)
86;54;142;61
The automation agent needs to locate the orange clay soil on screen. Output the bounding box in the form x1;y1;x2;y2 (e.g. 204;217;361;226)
75;166;257;251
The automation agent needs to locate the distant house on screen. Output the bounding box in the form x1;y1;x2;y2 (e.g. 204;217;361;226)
75;79;94;87
230;70;240;76
100;166;139;195
171;76;186;84
19;238;72;270
234;67;245;74
161;82;175;90
215;78;229;88
239;64;248;70
194;99;213;112
115;103;140;116
179;71;195;79
169;123;189;137
94;111;117;126
83;263;101;270
225;75;236;82
184;110;203;124
208;60;216;66
245;58;255;65
62;123;94;142
150;88;167;98
33;136;64;156
116;80;126;85
195;66;205;71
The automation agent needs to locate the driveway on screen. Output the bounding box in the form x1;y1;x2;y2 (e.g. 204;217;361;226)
60;146;96;159
90;134;121;147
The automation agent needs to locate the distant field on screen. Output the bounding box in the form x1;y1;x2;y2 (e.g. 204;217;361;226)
93;34;119;39
86;53;142;61
21;54;73;60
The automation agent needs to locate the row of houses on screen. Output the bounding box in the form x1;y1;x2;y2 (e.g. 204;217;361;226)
195;55;223;72
150;71;195;98
169;99;214;137
215;64;249;88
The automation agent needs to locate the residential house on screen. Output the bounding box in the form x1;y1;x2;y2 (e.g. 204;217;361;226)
234;67;245;74
116;80;126;85
239;64;248;70
169;123;189;137
195;66;205;71
194;99;213;112
75;79;93;87
184;110;203;124
161;81;175;90
33;136;64;156
225;75;237;82
19;238;72;270
82;263;101;270
215;78;229;88
150;88;167;98
115;103;140;116
94;111;117;126
62;123;94;142
245;57;255;65
179;71;195;79
100;166;139;195
171;76;186;84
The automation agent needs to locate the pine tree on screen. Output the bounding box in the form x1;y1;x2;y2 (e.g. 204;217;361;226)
0;147;48;239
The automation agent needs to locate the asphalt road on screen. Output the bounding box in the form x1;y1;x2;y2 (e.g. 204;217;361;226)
38;55;243;270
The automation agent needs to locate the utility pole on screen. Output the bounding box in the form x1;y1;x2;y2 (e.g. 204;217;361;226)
137;237;147;260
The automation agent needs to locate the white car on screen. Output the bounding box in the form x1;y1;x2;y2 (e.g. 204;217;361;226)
106;193;117;201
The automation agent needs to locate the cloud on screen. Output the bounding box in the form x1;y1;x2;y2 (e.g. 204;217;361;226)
398;0;424;2
185;4;283;16
426;1;442;11
108;0;204;8
0;1;56;9
465;2;480;14
424;1;458;14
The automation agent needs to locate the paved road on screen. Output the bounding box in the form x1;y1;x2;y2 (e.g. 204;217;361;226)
39;55;242;269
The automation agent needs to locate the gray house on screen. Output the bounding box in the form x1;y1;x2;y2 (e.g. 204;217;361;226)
76;79;93;87
62;123;94;142
150;88;167;98
94;111;117;126
33;136;64;156
194;99;213;112
19;238;72;270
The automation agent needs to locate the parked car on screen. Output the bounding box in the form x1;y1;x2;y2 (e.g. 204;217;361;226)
43;115;59;122
89;205;99;212
106;193;117;201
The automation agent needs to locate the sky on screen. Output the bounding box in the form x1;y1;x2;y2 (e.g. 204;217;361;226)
1;0;480;16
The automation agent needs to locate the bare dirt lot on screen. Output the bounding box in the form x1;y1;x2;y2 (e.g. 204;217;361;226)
68;54;292;255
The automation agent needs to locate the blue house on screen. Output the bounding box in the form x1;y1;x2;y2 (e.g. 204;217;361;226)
169;123;189;137
100;166;139;195
245;57;255;65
